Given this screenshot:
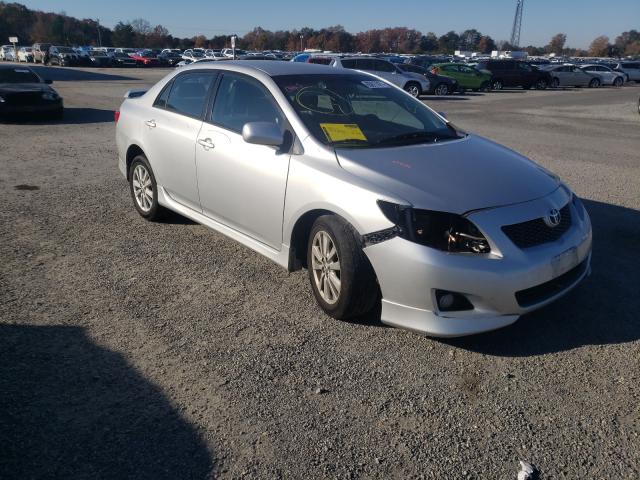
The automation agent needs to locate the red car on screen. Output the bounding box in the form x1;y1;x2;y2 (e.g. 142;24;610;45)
130;51;160;67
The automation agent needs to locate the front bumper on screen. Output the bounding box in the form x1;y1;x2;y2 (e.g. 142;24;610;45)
363;188;592;337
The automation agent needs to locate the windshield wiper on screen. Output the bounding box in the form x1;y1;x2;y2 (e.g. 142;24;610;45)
372;131;444;146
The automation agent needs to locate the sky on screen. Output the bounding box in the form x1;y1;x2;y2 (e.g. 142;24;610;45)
16;0;640;48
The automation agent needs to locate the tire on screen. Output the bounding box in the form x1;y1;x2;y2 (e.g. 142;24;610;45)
479;81;490;92
536;79;548;90
434;83;449;96
491;79;503;90
589;78;600;88
129;155;166;221
307;215;378;320
613;77;623;87
551;78;560;88
404;82;421;98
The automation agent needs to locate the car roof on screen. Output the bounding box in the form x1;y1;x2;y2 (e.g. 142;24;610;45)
182;60;345;76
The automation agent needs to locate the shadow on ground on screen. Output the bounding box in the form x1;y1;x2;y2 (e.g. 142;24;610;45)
28;64;138;82
0;107;115;125
445;199;640;356
0;324;214;479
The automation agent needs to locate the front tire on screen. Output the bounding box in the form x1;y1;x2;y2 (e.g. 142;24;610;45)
536;79;548;90
613;77;623;87
307;215;377;320
404;82;421;98
551;78;560;88
434;83;449;96
491;79;503;90
129;155;166;221
589;78;601;88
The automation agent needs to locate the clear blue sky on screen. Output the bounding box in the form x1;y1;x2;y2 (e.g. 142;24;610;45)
17;0;640;48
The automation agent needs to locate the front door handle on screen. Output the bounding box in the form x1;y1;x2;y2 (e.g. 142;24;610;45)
198;138;215;150
145;120;156;128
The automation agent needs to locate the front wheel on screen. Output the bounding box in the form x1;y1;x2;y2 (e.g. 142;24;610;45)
479;81;490;92
307;215;377;320
551;78;560;88
536;79;548;90
404;82;421;98
589;78;601;88
434;83;449;96
129;155;166;221
491;79;503;90
613;76;623;87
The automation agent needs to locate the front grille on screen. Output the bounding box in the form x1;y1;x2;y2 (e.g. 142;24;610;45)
515;259;588;308
502;204;572;249
5;92;43;106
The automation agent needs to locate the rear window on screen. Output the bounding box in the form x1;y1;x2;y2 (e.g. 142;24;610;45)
0;68;40;83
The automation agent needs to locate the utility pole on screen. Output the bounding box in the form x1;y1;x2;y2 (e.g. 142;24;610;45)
300;34;304;52
510;0;524;48
97;18;102;47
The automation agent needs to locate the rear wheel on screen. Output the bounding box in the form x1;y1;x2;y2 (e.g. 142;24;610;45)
434;83;449;96
551;78;560;88
404;82;421;98
589;78;601;88
479;81;490;92
535;79;548;90
613;76;623;87
129;155;167;221
307;215;377;320
491;79;503;90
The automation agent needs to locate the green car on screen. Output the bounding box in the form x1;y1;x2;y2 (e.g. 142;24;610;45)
430;63;492;92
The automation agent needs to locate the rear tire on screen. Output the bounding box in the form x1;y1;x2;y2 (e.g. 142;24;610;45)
551;78;560;88
613;77;623;87
404;82;421;98
129;155;167;221
479;81;490;92
536;79;548;90
491;79;503;90
589;78;600;88
434;83;449;96
307;215;378;320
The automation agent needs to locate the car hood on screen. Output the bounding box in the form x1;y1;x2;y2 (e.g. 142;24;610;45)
0;83;53;94
335;134;560;214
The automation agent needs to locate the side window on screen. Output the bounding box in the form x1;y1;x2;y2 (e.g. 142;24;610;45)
517;63;531;71
374;60;396;73
165;72;217;118
355;59;375;71
442;65;457;72
459;66;475;74
153;81;172;108
210;73;284;133
340;59;357;69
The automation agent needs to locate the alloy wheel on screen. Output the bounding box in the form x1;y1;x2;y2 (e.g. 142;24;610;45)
406;85;420;97
434;84;449;96
311;230;341;305
132;164;153;212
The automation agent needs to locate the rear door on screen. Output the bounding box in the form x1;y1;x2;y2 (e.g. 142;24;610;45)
195;71;291;249
142;70;218;212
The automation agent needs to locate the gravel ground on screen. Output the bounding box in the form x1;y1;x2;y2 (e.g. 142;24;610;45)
1;64;639;479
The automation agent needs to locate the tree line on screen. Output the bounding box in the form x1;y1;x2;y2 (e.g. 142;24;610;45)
1;2;638;56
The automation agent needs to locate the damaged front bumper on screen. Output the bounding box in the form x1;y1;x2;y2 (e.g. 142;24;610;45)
363;189;593;337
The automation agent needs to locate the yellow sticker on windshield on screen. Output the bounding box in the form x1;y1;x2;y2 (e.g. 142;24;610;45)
320;123;367;142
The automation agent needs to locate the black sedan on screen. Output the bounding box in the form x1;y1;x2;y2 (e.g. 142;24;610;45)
111;52;137;67
397;63;458;96
0;65;63;119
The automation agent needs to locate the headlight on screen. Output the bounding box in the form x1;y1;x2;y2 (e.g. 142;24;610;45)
0;95;5;103
42;92;57;101
377;200;491;253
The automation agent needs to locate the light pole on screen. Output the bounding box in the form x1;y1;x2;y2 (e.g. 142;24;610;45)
97;18;102;47
300;34;304;52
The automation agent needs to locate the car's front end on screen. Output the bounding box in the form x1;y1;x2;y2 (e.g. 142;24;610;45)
0;84;63;117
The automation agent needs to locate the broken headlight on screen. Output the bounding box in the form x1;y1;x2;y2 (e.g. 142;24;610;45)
377;200;491;254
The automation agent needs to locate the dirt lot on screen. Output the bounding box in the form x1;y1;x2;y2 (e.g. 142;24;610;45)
1;64;639;479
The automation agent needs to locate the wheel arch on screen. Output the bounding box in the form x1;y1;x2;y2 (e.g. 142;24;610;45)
125;144;146;180
287;208;337;272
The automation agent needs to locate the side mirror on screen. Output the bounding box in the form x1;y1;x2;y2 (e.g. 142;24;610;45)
44;79;53;84
242;122;284;147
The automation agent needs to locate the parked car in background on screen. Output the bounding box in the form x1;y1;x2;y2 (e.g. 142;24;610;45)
221;48;247;58
32;43;52;64
396;63;457;95
182;49;205;62
579;64;625;87
331;56;430;97
17;47;34;63
291;53;311;62
115;61;592;337
474;59;551;90
48;46;81;67
542;64;600;88
1;45;17;61
0;64;63;119
87;50;112;67
158;51;183;66
431;63;492;92
111;52;137;67
613;61;640;82
408;55;451;69
130;51;160;67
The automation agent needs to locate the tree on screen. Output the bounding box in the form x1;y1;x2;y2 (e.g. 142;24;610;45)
438;31;460;53
547;33;567;54
589;36;610;57
477;35;496;54
459;29;481;50
130;18;151;36
420;32;438;53
112;22;135;47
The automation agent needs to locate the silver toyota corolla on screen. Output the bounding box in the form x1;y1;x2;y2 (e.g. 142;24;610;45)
115;61;592;337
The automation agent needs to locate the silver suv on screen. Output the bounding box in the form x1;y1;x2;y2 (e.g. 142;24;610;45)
331;57;430;97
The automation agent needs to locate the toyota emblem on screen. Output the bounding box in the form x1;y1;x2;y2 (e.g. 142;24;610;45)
544;208;562;228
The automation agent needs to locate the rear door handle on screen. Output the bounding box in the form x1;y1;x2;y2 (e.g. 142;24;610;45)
145;120;156;128
198;138;215;150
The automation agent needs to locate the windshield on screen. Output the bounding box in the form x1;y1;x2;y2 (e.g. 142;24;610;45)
192;51;205;57
0;68;41;83
274;74;460;148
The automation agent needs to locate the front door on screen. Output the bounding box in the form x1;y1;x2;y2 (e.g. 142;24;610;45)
195;72;290;249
